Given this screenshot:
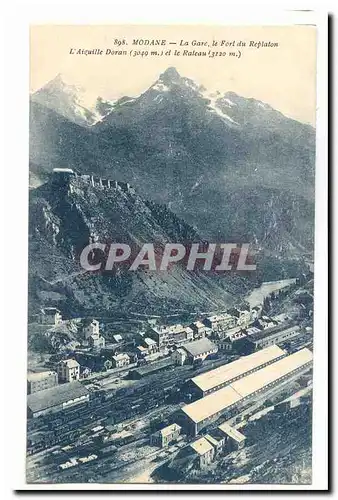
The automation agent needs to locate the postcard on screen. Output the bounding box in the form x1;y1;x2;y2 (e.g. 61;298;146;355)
21;17;327;489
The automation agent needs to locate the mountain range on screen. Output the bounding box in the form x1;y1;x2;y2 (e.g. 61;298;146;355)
29;67;315;290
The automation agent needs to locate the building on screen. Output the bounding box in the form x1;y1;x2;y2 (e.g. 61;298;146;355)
251;306;262;321
57;359;80;383
181;338;218;364
142;337;159;354
150;423;181;448
227;307;252;327
82;319;100;340
218;422;246;451
189;321;211;339
149;324;194;348
245;326;262;336
179;385;241;436
89;333;105;349
172;348;187;366
129;358;174;379
39;307;62;325
189;437;215;469
217;328;248;352
188;345;286;398
112;334;122;343
213;325;242;342
136;345;148;358
243;323;301;352
204;428;226;454
27;381;90;418
179;348;313;435
112;353;130;368
27;371;58;394
257;315;278;330
203;314;236;334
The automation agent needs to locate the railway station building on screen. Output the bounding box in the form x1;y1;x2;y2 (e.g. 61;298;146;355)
178;348;313;435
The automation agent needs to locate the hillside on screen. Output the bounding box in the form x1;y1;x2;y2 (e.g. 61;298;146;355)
29;171;251;317
29;68;315;257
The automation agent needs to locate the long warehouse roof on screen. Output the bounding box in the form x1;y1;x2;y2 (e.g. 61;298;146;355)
182;348;313;424
231;348;313;398
248;323;300;343
182;385;242;424
190;345;285;393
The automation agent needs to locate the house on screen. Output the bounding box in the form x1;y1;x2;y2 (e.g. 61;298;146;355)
217;328;247;352
27;371;58;394
172;348;187;366
57;359;80;383
251;306;262;321
149;324;193;348
89;333;105;349
181;338;218;364
189;437;215;469
82;319;100;340
189;321;211;339
112;353;130;368
136;345;148;358
203;314;236;333
218;422;246;451
143;337;159;354
227;307;252;327
39;307;62;326
150;423;181;448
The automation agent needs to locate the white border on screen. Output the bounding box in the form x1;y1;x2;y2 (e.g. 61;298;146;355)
2;1;328;495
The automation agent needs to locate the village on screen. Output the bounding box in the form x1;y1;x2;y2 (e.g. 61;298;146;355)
26;277;314;484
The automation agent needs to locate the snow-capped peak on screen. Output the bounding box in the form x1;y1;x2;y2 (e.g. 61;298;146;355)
31;73;114;126
200;88;240;126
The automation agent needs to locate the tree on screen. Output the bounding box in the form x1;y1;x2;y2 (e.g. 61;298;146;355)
262;296;271;313
104;359;112;371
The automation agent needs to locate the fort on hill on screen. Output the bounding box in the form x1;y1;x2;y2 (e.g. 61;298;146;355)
51;168;135;194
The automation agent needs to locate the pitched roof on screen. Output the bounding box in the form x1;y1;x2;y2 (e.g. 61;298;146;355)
218;423;246;443
182;386;241;424
230;348;313;398
59;359;79;369
192;321;205;329
27;381;89;413
143;337;157;346
112;353;130;361
41;307;60;314
182;338;217;357
130;358;174;377
157;423;181;437
190;345;285;393
27;371;57;382
206;313;234;323
182;348;312;424
190;437;214;456
247;323;300;343
204;434;220;447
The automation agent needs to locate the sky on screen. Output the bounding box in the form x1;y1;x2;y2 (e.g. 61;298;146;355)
30;25;317;125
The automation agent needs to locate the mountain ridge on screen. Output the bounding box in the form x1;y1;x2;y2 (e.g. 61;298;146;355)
29;67;315;257
29;171;254;317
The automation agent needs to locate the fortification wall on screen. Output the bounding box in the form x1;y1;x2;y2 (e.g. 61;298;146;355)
52;169;135;194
